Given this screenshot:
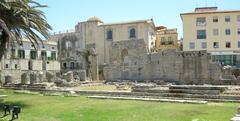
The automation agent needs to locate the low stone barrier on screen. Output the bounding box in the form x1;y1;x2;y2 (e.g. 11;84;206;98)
88;96;207;104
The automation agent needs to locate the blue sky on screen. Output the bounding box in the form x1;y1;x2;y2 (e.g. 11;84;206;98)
37;0;240;38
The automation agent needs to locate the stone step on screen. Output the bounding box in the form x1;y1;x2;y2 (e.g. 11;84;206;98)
88;96;208;104
169;85;227;91
168;89;221;95
110;95;240;103
134;88;221;95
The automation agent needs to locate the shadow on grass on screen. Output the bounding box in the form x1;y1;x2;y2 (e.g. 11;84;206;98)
0;101;30;119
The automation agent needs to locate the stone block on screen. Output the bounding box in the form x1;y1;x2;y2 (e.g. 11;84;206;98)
63;71;74;82
46;72;55;82
4;76;12;84
30;72;38;85
21;73;30;84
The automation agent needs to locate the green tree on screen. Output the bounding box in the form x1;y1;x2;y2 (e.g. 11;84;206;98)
0;0;52;60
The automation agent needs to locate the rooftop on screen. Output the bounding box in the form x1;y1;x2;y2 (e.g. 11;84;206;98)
99;19;154;26
181;7;240;16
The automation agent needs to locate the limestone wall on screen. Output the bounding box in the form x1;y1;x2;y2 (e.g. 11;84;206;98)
104;39;222;84
46;61;61;71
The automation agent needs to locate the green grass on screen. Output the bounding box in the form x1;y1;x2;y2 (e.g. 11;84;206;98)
0;89;238;121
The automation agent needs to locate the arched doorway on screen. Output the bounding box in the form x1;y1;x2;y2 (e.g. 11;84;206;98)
121;49;128;62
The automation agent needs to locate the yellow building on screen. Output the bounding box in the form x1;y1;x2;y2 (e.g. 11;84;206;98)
155;26;178;51
75;17;156;65
181;7;240;52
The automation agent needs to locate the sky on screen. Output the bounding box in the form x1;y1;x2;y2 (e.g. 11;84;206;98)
37;0;240;38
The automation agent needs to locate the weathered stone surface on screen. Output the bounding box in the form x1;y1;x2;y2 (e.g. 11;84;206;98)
54;77;78;87
77;70;86;81
63;71;74;82
46;71;55;82
30;72;38;85
38;71;44;83
21;73;30;84
104;39;223;85
74;75;80;81
4;76;13;84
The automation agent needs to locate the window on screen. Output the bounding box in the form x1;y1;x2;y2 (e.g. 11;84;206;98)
196;17;206;26
238;41;240;48
189;42;195;49
213;42;219;48
161;41;166;45
201;42;207;49
168;37;172;41
30;50;37;59
18;50;25;59
225;16;230;22
238;15;240;22
238;28;240;35
161;37;165;41
107;30;113;40
51;52;56;60
11;49;16;59
41;51;47;60
197;30;206;39
70;62;74;69
225;29;231;35
52;47;55;50
226;42;231;48
213;29;219;36
168;41;173;45
213;16;218;22
66;41;72;49
62;63;66;69
5;64;8;69
15;64;17;69
129;28;136;38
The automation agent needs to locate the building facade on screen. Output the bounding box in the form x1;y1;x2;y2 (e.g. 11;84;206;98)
74;17;156;65
50;17;156;80
155;26;178;52
181;7;240;66
181;7;240;52
0;38;60;84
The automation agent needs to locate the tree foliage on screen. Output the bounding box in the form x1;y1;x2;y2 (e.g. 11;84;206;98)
0;0;52;60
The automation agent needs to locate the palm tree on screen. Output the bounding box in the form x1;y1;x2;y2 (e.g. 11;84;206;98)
0;0;52;60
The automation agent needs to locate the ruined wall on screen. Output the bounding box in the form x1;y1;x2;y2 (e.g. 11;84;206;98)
104;39;222;84
0;58;60;84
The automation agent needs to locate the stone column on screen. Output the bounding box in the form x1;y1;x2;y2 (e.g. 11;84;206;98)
90;54;99;81
30;72;38;85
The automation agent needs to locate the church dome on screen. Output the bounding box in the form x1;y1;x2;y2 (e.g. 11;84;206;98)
87;16;103;23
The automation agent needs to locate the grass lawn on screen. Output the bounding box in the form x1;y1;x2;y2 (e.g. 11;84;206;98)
0;89;238;121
